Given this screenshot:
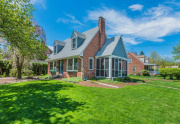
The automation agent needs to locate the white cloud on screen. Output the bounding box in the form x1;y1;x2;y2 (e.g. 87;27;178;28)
57;13;83;25
128;4;144;11
144;5;172;18
30;0;46;9
87;6;180;44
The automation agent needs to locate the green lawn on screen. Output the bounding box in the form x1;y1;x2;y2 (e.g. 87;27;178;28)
129;75;177;80
0;80;180;124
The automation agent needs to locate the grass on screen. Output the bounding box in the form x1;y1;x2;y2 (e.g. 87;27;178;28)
90;77;145;84
62;77;82;83
37;74;51;79
0;80;179;123
129;75;177;80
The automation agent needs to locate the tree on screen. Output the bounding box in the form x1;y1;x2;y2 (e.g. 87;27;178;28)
0;0;47;78
149;51;161;63
172;40;180;60
140;51;145;55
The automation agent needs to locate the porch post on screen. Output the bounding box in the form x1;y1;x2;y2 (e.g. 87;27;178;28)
154;65;155;75
127;60;128;77
109;56;112;79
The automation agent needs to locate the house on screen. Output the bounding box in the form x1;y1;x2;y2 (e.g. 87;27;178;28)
128;52;158;75
46;17;128;79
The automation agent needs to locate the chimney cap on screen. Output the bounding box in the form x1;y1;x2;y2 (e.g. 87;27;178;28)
99;16;105;20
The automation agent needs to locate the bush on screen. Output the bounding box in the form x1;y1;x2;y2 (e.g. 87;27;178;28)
141;70;150;76
159;68;180;80
10;68;17;77
136;72;141;76
22;69;33;76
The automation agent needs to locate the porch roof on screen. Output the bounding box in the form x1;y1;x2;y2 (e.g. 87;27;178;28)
144;63;157;66
96;35;128;59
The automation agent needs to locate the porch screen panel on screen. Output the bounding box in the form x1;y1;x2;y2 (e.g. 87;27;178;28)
96;58;100;76
112;58;115;77
115;59;118;77
100;58;104;77
122;60;127;76
105;58;109;77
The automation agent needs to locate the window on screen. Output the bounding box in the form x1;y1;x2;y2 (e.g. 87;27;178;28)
72;38;76;49
54;46;56;55
89;58;94;70
67;58;78;71
96;58;109;77
50;61;56;70
133;66;136;72
50;62;53;70
128;58;132;63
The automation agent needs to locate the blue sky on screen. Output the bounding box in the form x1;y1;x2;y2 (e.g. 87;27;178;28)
31;0;180;58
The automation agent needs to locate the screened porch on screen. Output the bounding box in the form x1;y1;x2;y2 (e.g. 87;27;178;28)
96;57;128;78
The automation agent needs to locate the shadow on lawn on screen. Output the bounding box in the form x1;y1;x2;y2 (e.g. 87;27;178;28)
0;80;86;124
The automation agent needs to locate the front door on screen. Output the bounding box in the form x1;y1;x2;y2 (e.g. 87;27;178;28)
59;60;63;75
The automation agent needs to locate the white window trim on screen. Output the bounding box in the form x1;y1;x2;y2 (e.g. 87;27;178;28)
89;57;94;70
67;58;78;71
133;66;136;72
54;45;57;55
128;58;132;63
72;38;77;50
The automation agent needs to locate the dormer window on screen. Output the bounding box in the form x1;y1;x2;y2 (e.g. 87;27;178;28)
72;38;77;50
54;46;57;55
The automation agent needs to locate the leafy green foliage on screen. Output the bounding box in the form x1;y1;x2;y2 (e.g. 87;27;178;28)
149;51;161;63
32;63;48;75
159;68;180;80
136;72;141;76
139;51;145;55
0;0;47;79
141;70;150;76
62;77;82;83
0;60;11;76
172;40;180;60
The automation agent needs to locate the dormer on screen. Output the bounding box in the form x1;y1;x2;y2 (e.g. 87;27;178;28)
53;40;66;55
71;30;86;50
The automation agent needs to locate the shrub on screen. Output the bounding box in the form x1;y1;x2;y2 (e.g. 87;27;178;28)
141;70;150;76
10;68;17;77
159;68;180;80
22;69;33;76
136;72;141;76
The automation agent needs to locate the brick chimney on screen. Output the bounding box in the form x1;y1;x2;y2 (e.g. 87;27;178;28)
98;16;106;49
134;51;137;55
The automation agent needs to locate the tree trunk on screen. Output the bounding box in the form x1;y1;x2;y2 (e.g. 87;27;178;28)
17;66;22;79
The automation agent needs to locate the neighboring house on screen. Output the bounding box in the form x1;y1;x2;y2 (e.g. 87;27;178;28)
46;17;128;79
128;52;158;75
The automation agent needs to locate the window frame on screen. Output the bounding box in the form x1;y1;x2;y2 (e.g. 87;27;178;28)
72;38;77;50
89;57;94;70
128;58;132;63
133;66;136;72
54;45;57;55
67;58;78;71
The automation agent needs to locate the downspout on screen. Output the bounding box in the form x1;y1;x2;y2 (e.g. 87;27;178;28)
78;56;83;79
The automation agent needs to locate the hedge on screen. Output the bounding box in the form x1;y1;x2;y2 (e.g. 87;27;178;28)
159;68;180;79
32;63;48;75
0;60;12;76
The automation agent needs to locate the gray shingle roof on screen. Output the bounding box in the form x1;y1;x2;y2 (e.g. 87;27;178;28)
53;40;66;46
47;26;99;61
96;35;127;58
74;31;86;39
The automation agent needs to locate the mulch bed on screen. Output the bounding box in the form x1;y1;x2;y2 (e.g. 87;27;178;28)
0;77;37;85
